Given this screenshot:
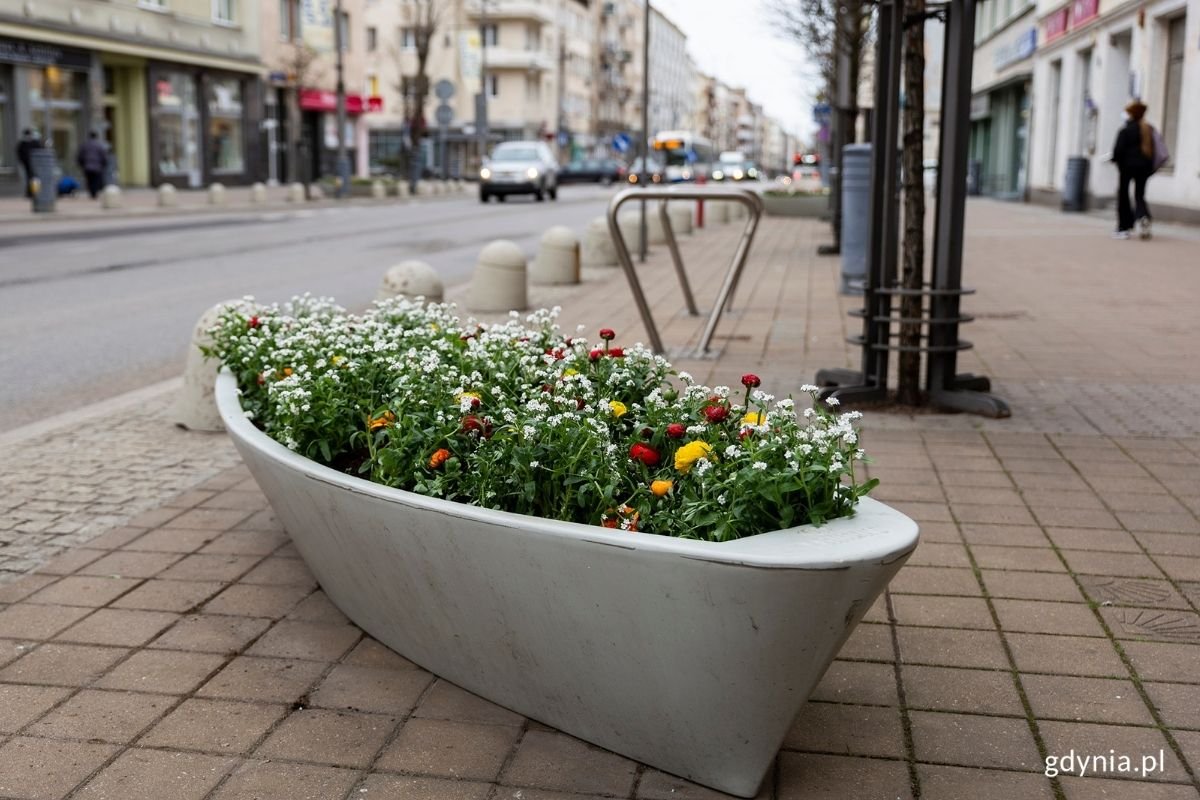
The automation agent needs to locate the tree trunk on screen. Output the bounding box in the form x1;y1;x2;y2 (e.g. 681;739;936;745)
897;0;926;405
286;86;301;184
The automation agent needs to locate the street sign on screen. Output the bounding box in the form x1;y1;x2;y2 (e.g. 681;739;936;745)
434;79;455;101
612;132;631;153
435;104;454;126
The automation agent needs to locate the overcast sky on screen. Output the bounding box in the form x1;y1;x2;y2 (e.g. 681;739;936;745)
648;0;817;142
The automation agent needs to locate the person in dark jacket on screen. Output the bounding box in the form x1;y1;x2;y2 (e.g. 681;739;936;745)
1111;100;1154;240
76;132;109;199
16;129;38;198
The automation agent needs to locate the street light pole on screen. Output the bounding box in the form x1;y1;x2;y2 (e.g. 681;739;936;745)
639;0;650;263
334;0;350;198
477;0;489;169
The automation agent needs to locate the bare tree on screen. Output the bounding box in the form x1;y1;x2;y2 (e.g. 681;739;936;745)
393;0;441;185
278;44;322;184
896;0;927;404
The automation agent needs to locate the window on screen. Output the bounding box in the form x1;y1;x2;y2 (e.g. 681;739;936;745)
482;23;498;47
279;0;300;40
399;27;416;49
213;0;234;24
338;11;350;51
487;73;499;98
207;78;244;173
524;23;539;51
367;26;378;51
1161;15;1185;162
138;0;166;9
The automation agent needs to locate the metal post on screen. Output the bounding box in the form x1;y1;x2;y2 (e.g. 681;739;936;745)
639;0;651;263
926;0;1009;417
334;0;350;198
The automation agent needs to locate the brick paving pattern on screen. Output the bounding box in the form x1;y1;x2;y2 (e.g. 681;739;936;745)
0;198;1198;797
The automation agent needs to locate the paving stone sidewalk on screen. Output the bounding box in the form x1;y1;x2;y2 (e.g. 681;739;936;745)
0;199;1198;798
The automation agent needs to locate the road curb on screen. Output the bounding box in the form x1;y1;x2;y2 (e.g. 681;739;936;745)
0;376;185;450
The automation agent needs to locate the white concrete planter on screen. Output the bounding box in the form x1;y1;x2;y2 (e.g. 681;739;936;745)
215;372;918;797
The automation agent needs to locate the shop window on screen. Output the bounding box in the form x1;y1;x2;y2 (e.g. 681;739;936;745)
213;0;235;24
27;67;85;176
1161;15;1185;163
154;72;201;182
369;129;405;172
208;78;244;173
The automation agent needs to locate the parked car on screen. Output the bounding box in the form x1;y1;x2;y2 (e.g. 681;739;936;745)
626;157;665;185
712;151;761;182
559;159;626;185
479;140;559;202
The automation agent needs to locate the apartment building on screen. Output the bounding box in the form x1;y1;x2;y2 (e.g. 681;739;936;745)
1027;0;1196;218
646;6;692;135
0;0;262;193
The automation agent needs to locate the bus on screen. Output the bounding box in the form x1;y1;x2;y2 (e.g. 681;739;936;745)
651;131;715;182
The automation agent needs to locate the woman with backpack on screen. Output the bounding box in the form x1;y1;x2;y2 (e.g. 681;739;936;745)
1111;100;1166;240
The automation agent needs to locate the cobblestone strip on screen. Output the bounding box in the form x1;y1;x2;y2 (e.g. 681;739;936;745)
0;381;241;583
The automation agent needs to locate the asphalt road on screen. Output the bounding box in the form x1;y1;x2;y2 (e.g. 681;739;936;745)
0;185;620;432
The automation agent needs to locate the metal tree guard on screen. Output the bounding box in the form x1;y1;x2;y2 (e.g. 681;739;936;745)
815;0;1010;418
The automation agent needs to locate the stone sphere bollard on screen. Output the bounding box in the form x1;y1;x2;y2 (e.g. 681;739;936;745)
530;226;580;285
668;204;693;235
250;182;268;204
308;183;324;201
171;301;237;431
468;240;527;312
581;216;618;268
157;184;177;208
377;260;444;302
371;180;386;199
208;182;226;205
101;184;122;209
286;182;305;203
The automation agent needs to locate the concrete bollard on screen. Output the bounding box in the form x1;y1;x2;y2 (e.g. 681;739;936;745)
530;226;580;285
646;208;667;245
581;216;619;268
712;200;732;224
468;240;527;312
101;184;122;210
668;204;693;235
157;184;177;208
616;213;646;252
208;182;226;205
287;182;306;202
396;182;410;198
308;184;324;201
371;180;386;199
250;182;268;204
377;260;444;302
171;302;236;432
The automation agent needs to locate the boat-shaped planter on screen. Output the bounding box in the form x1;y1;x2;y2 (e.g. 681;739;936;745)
216;372;919;797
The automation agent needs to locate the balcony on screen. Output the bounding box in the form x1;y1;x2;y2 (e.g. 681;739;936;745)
485;46;554;72
465;0;555;25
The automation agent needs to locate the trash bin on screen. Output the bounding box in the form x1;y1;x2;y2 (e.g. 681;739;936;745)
30;146;57;214
1062;156;1089;212
839;143;871;295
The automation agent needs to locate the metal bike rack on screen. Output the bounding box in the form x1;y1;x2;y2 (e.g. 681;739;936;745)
607;186;764;358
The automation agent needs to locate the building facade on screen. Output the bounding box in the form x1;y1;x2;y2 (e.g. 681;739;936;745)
0;0;263;193
646;6;691;137
1027;0;1197;218
970;0;1037;199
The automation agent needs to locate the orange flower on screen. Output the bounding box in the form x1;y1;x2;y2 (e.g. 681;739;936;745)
368;410;396;431
280;367;294;378
600;505;639;531
650;479;673;497
428;448;452;469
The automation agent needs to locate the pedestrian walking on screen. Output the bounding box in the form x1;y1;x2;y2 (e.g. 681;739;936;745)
76;132;109;199
16;129;38;198
1110;100;1159;240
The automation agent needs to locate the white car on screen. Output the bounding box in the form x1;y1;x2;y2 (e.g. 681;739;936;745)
480;141;559;203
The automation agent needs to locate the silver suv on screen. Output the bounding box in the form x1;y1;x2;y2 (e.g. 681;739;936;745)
480;141;559;203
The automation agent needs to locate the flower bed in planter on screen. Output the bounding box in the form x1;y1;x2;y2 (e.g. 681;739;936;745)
208;297;919;796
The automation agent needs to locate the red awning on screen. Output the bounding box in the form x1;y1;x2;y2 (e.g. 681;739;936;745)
299;89;383;114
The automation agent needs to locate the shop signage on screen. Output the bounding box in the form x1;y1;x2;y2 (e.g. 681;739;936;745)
1044;6;1070;42
299;88;383;114
0;37;90;70
994;27;1038;70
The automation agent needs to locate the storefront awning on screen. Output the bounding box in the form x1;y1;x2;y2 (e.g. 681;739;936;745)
300;89;383;114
